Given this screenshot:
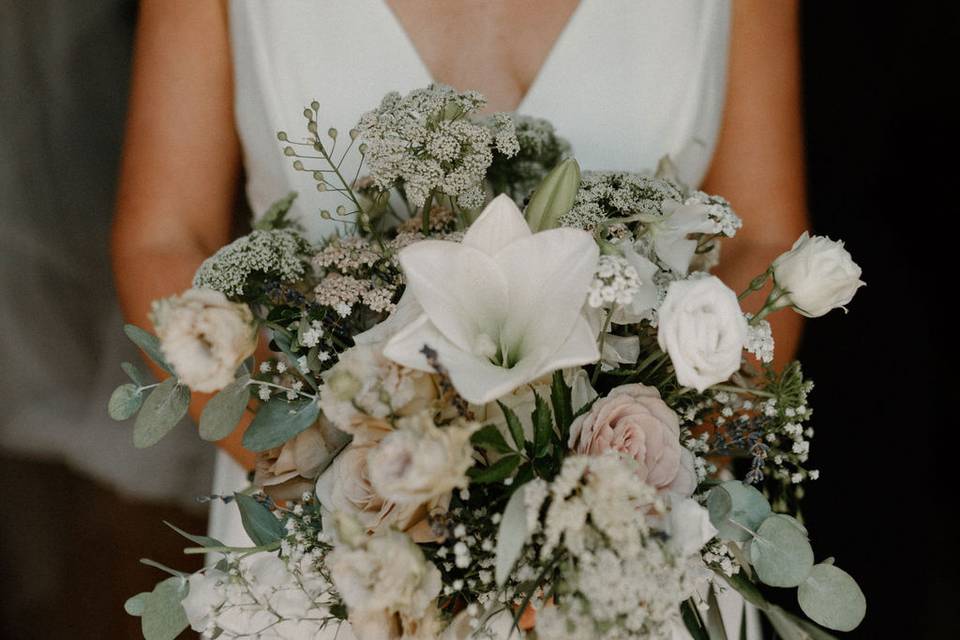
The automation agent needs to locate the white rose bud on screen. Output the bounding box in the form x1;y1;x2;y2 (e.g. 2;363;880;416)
772;232;865;317
367;412;478;505
151;288;258;393
657;276;747;392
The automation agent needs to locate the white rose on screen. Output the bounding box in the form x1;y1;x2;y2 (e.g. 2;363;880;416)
367;412;478;505
665;497;717;556
657;276;747;392
151;288;257;393
772;232;865;317
327;529;441;623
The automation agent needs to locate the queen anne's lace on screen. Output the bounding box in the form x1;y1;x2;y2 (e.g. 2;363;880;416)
193;229;309;297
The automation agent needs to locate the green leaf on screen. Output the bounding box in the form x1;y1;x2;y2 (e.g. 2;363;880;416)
495;482;535;586
468;454;521;484
797;563;866;632
550;370;573;442
531;393;553;458
124;592;150;617
122;361;151;386
708;481;772;542
124;324;173;374
681;600;710;640
163;521;223;549
524;158;581;231
234;493;286;546
704;585;729;639
719;571;768;610
140;576;189;640
750;514;815;588
108;383;144;421
242;396;319;452
199;375;251;441
497;401;527;452
133;378;190;448
765;605;838;640
471;424;514;454
253;192;298;230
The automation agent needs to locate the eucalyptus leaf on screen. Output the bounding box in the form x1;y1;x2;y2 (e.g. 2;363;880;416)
122;361;151;386
750;515;815;588
242;396;319;452
707;481;771;542
471;424;514;454
133;378;190;448
496;482;534;586
164;520;224;549
140;576;189;640
234;493;286;546
124;592;150;617
468;454;521;484
124;324;173;374
797;563;866;632
109;383;144;421
199;376;251;441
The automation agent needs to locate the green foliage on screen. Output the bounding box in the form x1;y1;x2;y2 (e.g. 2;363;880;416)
470;424;513;454
136;576;189;640
707;481;772;543
122;361;151;386
253;192;299;231
497;401;526;452
133;378;190;448
798;564;866;632
468;454;521;484
242;396;319;452
108;383;144;420
124;324;173;374
163;520;223;549
550;370;574;443
531;394;553;458
199;375;251;441
234;493;286;546
750;515;815;588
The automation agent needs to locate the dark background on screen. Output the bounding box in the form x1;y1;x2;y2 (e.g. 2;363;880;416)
1;2;955;638
799;2;954;638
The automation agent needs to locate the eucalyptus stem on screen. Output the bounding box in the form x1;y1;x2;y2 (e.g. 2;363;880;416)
421;191;435;235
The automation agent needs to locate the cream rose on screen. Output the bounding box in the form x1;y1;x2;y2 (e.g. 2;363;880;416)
319;343;438;435
327;529;442;640
772;232;865;317
367;412;478;505
657;276;747;392
568;384;696;495
253;417;351;501
150;288;257;393
315;438;447;543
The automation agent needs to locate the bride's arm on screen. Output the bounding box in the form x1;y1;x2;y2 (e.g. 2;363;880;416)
112;0;255;469
704;0;807;368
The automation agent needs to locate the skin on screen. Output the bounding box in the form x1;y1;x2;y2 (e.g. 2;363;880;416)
114;0;807;469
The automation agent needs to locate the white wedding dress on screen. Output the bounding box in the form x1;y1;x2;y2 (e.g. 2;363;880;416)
215;1;759;637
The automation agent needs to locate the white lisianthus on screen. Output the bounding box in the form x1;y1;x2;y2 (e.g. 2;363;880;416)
368;412;478;505
648;200;720;275
657;276;748;392
772;232;865;317
381;194;600;404
150;288;257;393
327;527;442;637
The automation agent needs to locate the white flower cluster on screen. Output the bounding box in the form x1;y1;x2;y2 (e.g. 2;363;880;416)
587;255;642;308
193;229;309;297
745;316;775;363
560;171;684;232
356;84;518;208
181;551;339;639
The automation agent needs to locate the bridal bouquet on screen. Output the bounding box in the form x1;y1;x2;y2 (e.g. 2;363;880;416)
112;85;866;639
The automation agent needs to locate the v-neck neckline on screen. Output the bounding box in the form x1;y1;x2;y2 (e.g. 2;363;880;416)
377;0;588;113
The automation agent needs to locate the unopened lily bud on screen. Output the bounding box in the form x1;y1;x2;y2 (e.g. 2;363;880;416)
524;158;581;232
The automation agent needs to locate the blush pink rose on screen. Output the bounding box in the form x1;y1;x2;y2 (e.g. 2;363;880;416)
568;383;696;496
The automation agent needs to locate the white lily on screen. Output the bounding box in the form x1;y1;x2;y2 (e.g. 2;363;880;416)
381;194;600;404
648;200;719;275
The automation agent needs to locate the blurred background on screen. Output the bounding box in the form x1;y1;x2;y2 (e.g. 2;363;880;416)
0;1;953;638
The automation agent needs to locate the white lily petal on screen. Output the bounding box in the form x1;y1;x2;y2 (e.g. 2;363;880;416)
354;289;422;345
398;240;509;353
601;333;641;371
462;194;531;256
383;315;541;404
654;201;720;275
530;315;601;378
494;228;599;360
614;245;661;324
